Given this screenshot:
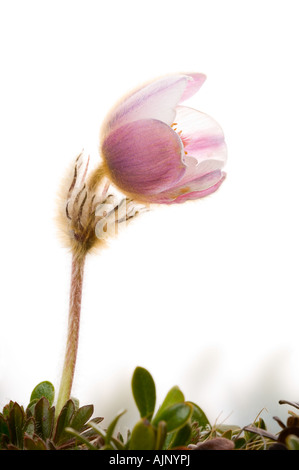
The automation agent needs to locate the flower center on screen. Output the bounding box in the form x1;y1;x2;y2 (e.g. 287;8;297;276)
171;122;189;156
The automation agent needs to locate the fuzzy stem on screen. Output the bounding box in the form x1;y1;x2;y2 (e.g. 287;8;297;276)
87;162;107;192
55;253;86;418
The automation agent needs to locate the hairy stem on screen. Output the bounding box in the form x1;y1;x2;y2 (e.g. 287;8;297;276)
87;162;107;192
55;253;86;418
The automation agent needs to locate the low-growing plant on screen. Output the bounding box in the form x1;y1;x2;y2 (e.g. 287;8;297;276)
2;74;295;452
1;367;298;451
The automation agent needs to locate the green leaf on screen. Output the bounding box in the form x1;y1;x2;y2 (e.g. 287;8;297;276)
234;437;246;449
132;367;156;420
26;399;39;417
110;436;126;450
256;417;267;430
2;401;16;419
222;429;232;440
152;386;185;426
23;435;48;450
129;419;156;450
34;397;54;440
155;421;167;450
88;420;107;440
69;404;94;432
53;399;75;444
64;427;97;450
154;403;193;434
23;417;35;437
286;434;299;450
71;397;80;410
7;402;25;448
169;423;192;449
79;416;104;443
0;415;9;437
30;381;55;406
105;409;126;444
188;401;210;428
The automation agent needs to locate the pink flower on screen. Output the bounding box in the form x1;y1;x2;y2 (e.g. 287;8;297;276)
100;73;227;204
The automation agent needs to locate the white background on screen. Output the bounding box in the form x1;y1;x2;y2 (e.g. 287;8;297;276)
1;0;299;435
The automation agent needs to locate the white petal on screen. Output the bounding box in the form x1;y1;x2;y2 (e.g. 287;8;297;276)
175;105;227;165
179;73;206;102
102;75;190;137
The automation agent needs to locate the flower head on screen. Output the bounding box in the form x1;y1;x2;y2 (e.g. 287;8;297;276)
100;73;227;204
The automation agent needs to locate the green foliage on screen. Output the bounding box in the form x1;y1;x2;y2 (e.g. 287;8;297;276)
129;419;157;450
152;386;184;426
0;381;103;450
129;367;203;450
2;370;299;450
131;367;156;421
30;381;55;406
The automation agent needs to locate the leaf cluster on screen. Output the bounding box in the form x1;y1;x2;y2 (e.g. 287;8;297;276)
63;366;209;450
0;381;103;450
68;367;299;451
2;368;299;450
244;399;299;450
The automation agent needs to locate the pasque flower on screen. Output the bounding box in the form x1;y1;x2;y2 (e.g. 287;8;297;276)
55;73;226;418
100;73;227;204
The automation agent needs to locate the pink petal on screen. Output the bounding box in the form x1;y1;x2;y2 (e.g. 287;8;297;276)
179;158;226;190
174;171;226;203
174;106;227;175
102;119;186;199
153;171;226;204
179;73;207;102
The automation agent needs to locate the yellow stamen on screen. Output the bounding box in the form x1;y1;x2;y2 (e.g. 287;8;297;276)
179;186;190;195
